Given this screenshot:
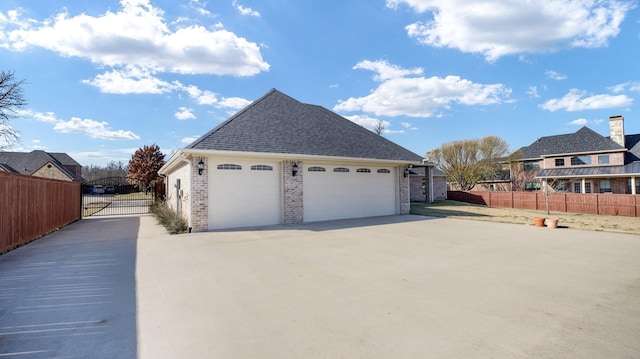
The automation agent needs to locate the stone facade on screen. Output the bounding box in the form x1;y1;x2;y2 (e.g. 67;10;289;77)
283;160;303;224
190;157;208;231
32;162;73;181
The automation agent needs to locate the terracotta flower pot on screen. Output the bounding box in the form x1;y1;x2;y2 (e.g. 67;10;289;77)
534;217;545;227
547;218;559;229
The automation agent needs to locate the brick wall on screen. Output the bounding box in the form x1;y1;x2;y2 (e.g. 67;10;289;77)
399;166;410;214
190;157;208;231
32;162;73;181
283;160;304;224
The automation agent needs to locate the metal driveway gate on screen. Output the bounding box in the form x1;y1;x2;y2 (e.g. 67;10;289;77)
82;177;154;217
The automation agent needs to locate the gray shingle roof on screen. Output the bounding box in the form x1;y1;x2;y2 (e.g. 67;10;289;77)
0;150;79;180
625;134;640;162
187;89;423;162
517;127;625;159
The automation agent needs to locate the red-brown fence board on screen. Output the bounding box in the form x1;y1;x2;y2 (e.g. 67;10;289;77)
0;172;81;254
597;194;637;217
488;192;512;208
513;192;537;210
448;190;638;217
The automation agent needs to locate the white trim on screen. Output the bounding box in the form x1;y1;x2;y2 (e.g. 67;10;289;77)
160;148;424;175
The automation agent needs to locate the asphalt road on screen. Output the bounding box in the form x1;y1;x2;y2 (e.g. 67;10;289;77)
0;217;138;358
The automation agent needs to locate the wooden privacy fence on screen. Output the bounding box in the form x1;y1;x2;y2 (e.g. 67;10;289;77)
448;190;640;217
0;172;81;254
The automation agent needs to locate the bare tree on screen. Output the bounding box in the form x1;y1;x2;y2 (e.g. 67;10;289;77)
0;71;27;149
84;161;128;182
427;136;510;191
127;144;165;191
374;121;385;135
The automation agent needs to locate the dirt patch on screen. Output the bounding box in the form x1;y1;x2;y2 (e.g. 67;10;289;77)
411;200;640;235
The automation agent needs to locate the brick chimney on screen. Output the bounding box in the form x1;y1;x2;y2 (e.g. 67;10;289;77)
609;115;625;148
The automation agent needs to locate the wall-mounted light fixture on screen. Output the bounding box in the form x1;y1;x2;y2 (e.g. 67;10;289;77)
292;162;298;176
404;168;410;178
197;159;205;175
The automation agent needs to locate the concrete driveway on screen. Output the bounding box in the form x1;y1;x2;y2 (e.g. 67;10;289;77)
1;215;639;358
137;215;640;358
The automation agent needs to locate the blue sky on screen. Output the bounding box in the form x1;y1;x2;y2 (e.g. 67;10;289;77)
1;0;639;167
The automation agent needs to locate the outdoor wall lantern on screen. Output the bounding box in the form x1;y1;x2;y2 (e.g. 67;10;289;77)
197;159;205;175
292;162;298;176
404;168;410;178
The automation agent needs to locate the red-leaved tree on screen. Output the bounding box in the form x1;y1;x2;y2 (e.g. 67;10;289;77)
127;144;165;192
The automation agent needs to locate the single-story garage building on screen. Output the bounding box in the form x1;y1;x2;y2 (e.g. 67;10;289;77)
159;89;434;230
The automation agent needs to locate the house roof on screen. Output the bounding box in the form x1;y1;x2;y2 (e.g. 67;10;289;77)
516;126;625;159
0;150;80;180
186;89;423;163
625;133;640;163
537;161;640;178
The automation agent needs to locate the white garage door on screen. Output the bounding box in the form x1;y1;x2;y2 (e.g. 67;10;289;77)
209;160;282;229
303;165;397;222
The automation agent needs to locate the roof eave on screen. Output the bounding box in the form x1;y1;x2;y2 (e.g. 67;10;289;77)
174;148;424;167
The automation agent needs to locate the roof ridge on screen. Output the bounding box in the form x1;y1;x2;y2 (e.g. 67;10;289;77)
187;88;283;149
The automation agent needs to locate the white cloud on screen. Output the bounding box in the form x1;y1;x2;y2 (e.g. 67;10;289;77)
53;117;140;140
189;0;212;16
354;59;423;81
233;1;261;17
568;118;604;126
540;88;633;112
175;107;196;120
608;81;640;93
83;66;176;94
178;83;250;109
0;0;269;76
387;0;633;61
17;109;59;123
401;122;418;130
335;60;511;117
217;97;251;110
181;136;198;144
545;70;568;80
344;115;391;131
527;86;540;98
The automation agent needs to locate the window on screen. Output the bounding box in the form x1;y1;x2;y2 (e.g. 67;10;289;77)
308;166;326;172
573;182;581;193
333;167;350;173
489;184;495;191
585;182;592;193
555;158;565;167
251;165;273;171
571;156;591;166
524;182;541;191
217;164;242;170
598;155;610;165
599;180;611;193
524;161;540;171
377;169;391;174
356;168;371;173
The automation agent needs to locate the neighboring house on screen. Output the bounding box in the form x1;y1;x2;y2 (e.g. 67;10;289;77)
408;167;447;201
509;115;640;194
0;150;82;182
159;89;431;231
471;169;512;192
